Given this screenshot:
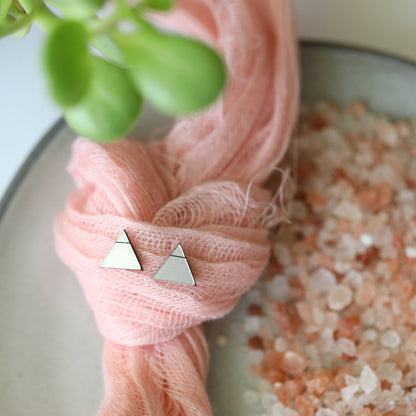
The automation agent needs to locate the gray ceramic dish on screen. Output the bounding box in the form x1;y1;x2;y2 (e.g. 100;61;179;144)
1;43;416;415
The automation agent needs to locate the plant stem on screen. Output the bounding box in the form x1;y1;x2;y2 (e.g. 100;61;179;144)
88;9;123;36
14;0;61;33
0;5;38;37
33;4;61;32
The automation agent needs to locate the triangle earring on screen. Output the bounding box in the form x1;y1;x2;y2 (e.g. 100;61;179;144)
100;230;143;271
152;244;196;286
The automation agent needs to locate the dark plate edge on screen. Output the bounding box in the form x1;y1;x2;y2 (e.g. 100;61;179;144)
0;118;66;222
300;39;416;69
2;41;416;223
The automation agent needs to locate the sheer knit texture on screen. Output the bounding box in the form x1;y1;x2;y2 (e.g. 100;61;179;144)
55;0;299;414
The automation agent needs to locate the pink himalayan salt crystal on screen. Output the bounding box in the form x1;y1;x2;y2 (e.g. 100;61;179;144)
340;383;359;402
333;200;363;221
360;233;374;248
274;337;289;352
281;351;307;375
316;409;338;416
354;282;376;307
406;352;416;367
380;329;401;349
306;376;330;397
343;269;363;289
377;362;395;379
285;408;301;416
326;284;353;311
404;369;416;387
347;100;367;116
273;242;292;267
369;348;390;367
362;329;377;342
405;246;416;258
216;335;228;347
243;390;260;405
296;302;313;323
359;365;379;395
396;120;412;137
335;337;356;356
309;268;337;293
322;391;339;408
375;119;398;147
247;104;416;415
294;395;314;416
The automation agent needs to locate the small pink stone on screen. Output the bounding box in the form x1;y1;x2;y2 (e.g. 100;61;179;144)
326;284;353;311
380;329;401;349
281;351;308;375
354;282;376;307
216;335;228;347
347;101;367;116
376;119;398;147
396;120;412;138
359;365;379;395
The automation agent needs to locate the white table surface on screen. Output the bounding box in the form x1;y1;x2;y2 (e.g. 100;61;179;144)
1;0;416;198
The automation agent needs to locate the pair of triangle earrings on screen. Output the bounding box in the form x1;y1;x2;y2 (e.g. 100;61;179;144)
100;230;196;286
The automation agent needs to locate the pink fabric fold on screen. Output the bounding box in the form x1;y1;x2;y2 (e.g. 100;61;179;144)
55;0;298;414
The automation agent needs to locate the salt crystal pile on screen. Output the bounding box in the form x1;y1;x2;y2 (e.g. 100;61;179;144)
242;101;416;415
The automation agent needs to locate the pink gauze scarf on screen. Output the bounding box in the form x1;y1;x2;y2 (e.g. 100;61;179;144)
55;0;299;414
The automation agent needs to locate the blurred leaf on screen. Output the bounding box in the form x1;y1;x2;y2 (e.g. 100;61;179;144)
11;18;31;37
46;0;104;20
64;57;143;142
7;2;31;37
0;5;34;37
140;0;173;11
3;12;31;38
0;0;13;25
116;29;226;115
90;33;126;66
45;21;90;106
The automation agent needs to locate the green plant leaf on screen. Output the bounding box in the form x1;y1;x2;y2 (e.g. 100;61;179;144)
116;29;226;115
140;0;173;11
44;21;90;106
2;11;31;38
45;0;104;20
0;0;13;25
64;57;143;142
11;19;31;38
90;33;126;66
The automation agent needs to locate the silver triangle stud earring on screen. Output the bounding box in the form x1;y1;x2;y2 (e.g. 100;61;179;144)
152;243;196;286
100;230;143;271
